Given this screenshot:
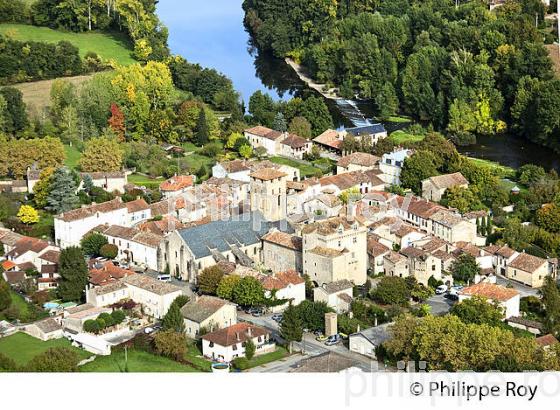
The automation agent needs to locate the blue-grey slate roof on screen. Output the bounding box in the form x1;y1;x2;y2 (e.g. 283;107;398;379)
177;212;293;259
346;124;386;137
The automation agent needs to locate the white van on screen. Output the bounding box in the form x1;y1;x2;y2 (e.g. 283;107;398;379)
435;284;448;295
157;274;171;282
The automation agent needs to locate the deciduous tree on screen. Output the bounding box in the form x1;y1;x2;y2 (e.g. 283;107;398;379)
58;246;89;302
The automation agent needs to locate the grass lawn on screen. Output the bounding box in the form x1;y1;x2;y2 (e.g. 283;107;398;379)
0;23;135;65
269;156;323;178
389;130;425;144
245;347;289;369
0;332;90;367
64;144;82;169
128;173;165;190
80;349;201;372
185;344;212;372
384;115;413;124
467;157;516;178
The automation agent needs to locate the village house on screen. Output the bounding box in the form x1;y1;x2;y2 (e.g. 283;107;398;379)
313;279;354;313
370;217;426;249
319;170;385;196
344;124;388;145
88;260;135;286
86;273;185;319
302;194;343;218
506;252;550;288
399;246;443;286
302;217;368;286
379;148;412;185
125;198;152;226
54;198;129;248
452;241;494;270
62;304;113;333
201;322;274;363
336;152;380;174
159;175;195;199
313;129;344;155
459;282;520;319
164;212;286;282
279;133;312;159
421;172;469;202
212;159;301;183
383;251;409;279
286;178;322;215
26;168;128;194
261;230;303;273
92;224;164;271
244;126;285;156
249;167;288;222
149;195;208;224
21;317;63;341
259;270;306;312
349;323;392;359
485;244;519;276
181;295;237;339
367;235;391;275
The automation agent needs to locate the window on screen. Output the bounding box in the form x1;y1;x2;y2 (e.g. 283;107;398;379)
258;336;262;342
232;344;238;351
353;237;357;244
209;342;214;347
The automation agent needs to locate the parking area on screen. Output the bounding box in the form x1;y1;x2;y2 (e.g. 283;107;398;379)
426;293;455;315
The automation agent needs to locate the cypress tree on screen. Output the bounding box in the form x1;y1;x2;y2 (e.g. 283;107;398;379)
280;304;303;353
58;247;89;302
195;108;209;145
542;276;560;337
162;300;185;333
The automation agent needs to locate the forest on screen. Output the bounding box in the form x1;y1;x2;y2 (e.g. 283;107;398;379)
243;0;560;151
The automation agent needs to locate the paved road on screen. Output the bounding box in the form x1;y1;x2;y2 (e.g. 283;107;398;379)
426;293;454;315
496;276;539;297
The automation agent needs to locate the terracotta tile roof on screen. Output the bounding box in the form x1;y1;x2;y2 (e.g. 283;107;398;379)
261;231;302;251
459;282;519;302
337;292;353;303
425;172;468;190
38;250;60;264
281;133;309;149
94;224;163;248
432;249;455;262
259;270;304;291
249;167;287;181
202;322;269;347
384;251;407;264
138;216;185;236
496;245;517;259
536;334;559;347
508;253;547;273
7;237;49;258
219;159;251;173
245;126;284;141
125;198;150;213
399;197;444;219
17;262;36;272
506;316;544;330
0;229;24;247
313;129;342;150
320;170;384;191
315;194;342;208
420;238;448;253
160;175;194;192
337;152;380;168
181;295;234;323
290;351;357;373
309;246;348;257
301;217;358;236
320;279;354;294
400;246;428;259
91;281;128;296
484;244;501;255
40;264;58;274
33;318;62;334
89;261;135;286
3;270;25;285
1;260;16;271
452;242;483;258
122;273;182;295
430;210;464;228
57;198;126;222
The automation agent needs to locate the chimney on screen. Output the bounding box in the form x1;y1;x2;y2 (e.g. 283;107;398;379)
247;326;253;337
236;332;240;341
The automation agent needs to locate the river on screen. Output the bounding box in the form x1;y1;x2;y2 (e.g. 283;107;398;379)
157;0;560;171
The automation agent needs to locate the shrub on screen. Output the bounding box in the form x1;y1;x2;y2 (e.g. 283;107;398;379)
25;347;80;372
244;339;256;361
98;312;115;327
0;352;18;372
99;244;118;259
370;276;411;306
96;318;106;330
80;232;108;256
83;319;100;334
232;357;250;370
111;309;126;324
153;330;187;360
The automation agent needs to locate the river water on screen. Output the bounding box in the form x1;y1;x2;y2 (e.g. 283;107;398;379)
157;0;560;171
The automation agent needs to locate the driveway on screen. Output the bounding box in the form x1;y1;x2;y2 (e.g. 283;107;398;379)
426;294;454;315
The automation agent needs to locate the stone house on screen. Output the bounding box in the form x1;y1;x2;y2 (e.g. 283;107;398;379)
313;279;354;313
506;252;550;288
261;230;303;273
336;152;380;174
181;296;237;339
249;167;288;222
459;283;520;319
421;172;469;202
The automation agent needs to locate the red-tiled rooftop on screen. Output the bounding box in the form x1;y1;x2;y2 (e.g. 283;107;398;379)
460;282;519;302
201;322;269;347
160;175;194;192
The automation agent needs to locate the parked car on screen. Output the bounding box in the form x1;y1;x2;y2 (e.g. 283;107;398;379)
435;284;448;294
157;274;171;282
444;293;459;301
271;313;283;322
144;327;154;334
325;334;341;346
252;309;263;317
